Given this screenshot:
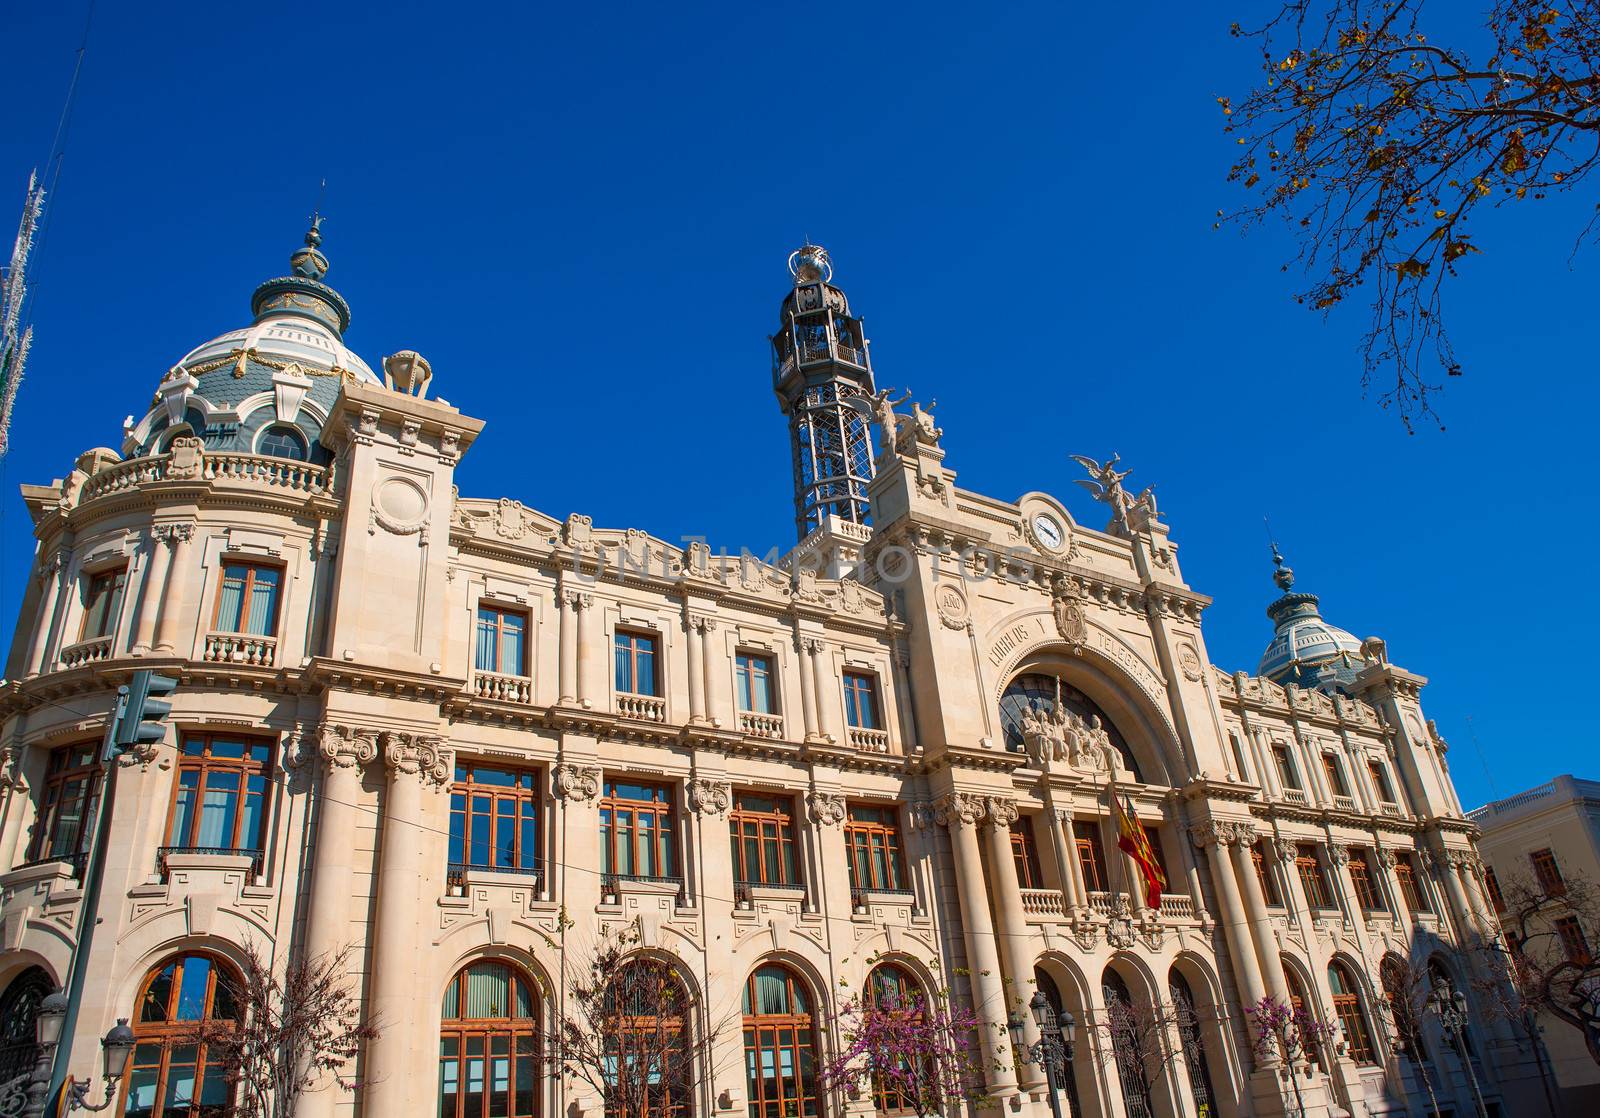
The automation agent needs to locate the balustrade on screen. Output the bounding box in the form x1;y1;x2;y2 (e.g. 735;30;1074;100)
738;711;784;738
203;633;278;667
1333;794;1357;811
58;635;113;669
1159;894;1196;919
1020;888;1067;917
847;726;890;753
473;671;533;704
1283;787;1309;805
75;451;335;508
617;693;667;723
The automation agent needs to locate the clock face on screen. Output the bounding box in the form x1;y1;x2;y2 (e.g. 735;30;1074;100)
1031;513;1065;551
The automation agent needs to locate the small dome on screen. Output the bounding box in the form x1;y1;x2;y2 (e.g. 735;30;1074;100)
1256;546;1365;692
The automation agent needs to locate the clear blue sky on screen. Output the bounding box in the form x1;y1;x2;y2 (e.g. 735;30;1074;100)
0;2;1590;812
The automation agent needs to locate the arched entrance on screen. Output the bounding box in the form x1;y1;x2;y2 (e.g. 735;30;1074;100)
0;967;53;1083
1102;969;1156;1118
1168;971;1217;1118
742;963;820;1118
999;674;1144;780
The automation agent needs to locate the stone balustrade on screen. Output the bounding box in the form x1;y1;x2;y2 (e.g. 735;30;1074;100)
1380;802;1402;818
1159;894;1196;919
847;726;890;753
617;693;667;723
58;635;113;669
75;450;335;508
1283;787;1309;806
1333;794;1357;811
473;671;533;704
1020;887;1067;917
202;633;278;667
738;711;784;738
1087;890;1113;915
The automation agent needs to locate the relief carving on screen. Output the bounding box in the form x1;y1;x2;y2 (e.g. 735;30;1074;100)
553;763;602;801
383;732;452;788
806;791;847;827
933;792;985;829
685;778;731;817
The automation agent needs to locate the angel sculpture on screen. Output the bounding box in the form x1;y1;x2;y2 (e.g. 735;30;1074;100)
1071;453;1134;529
869;387;911;455
910;398;942;445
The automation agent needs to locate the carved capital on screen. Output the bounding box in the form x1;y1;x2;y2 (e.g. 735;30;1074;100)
314;723;380;770
553;762;602;801
685;778;731;816
907;801;937;830
1273;838;1299;863
806;790;847;827
798;636;825;656
382;732;452;788
1328;844;1352;867
933;792;986;829
1376;847;1399;870
985;796;1020;828
0;747;27;792
1188;821;1238;849
153;522;196;545
562;590;593;611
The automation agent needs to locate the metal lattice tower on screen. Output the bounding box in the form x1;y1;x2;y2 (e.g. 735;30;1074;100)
771;245;877;540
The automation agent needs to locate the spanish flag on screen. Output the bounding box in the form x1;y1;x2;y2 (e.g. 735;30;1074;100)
1114;793;1166;909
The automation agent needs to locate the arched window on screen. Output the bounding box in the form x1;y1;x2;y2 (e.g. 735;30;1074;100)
1327;962;1378;1066
743;965;819;1118
998;674;1142;779
1033;968;1083;1118
0;967;54;1083
255;424;308;461
440;960;539;1118
1168;971;1216;1118
121;953;239;1116
1281;966;1327;1070
603;958;692;1118
1101;970;1154;1118
865;964;923;1114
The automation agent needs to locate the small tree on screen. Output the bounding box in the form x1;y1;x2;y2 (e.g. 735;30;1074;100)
816;981;985;1118
1379;955;1443;1118
549;923;722;1118
188;942;377;1118
1244;996;1338;1118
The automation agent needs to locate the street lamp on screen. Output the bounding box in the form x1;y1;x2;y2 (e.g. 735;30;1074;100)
0;992;135;1117
1009;993;1079;1118
1426;982;1489;1118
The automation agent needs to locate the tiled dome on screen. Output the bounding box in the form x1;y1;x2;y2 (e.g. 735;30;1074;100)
1257;547;1364;693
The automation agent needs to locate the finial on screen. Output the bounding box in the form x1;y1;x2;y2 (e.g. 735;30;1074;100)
290;180;330;280
1266;518;1294;591
788;243;832;285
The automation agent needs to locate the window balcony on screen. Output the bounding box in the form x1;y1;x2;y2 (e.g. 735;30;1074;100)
58;636;113;669
1379;802;1402;818
1159;894;1197;920
1282;787;1309;806
1087;890;1114;916
1333;794;1357;812
1020;887;1068;918
734;879;806;908
77;449;336;506
601;872;685;903
472;671;533;704
616;693;666;723
202;633;278;667
447;860;544;894
851;884;916;911
158;846;263;878
738;711;785;739
7;851;87;880
847;726;890;753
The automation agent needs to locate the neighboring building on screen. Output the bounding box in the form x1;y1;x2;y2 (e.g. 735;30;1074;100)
0;232;1546;1118
1470;775;1600;1114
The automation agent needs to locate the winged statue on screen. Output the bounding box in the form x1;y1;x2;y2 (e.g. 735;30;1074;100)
1070;453;1134;528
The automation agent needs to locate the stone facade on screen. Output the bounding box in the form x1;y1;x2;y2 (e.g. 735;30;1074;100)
0;233;1547;1118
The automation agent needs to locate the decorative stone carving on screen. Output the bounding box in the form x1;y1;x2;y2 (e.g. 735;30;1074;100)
382;732;452;787
1360;636;1388;667
383;350;433;398
1376;847;1398;870
494;498;529;540
933;792;985;828
1328;844;1352;867
1018;677;1122;778
985;797;1019;828
1071;453;1135;531
1273;838;1299;863
153;522;196;546
561;513;596;554
838;579;865;615
870;387;911;456
907;801;937;830
1050;575;1088;647
553;763;602;801
313;723;380;769
166;436;204;480
0;746;27;792
1177;642;1203;682
934;582;969;630
371;476;431;539
116;739;163;769
685;778;731;817
806;791;847;827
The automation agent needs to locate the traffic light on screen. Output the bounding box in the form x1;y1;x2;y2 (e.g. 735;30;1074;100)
111;670;178;753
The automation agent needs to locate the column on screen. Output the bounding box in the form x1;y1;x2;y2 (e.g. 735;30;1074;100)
1276;837;1314;929
151;524;197;652
1174;816;1208;920
1192;824;1270;1049
130;534;171;655
810;639;836;743
700;619;721;727
574;592;595;706
685;614;707;725
558;590;579;704
937;793;1019;1098
984;798;1046;1091
1052;805;1087;911
1231;833;1293;1007
1375;847;1407;924
364;732;453;1115
796;636;820;741
25;554;66;674
296;725;378;1118
1436;850;1480;939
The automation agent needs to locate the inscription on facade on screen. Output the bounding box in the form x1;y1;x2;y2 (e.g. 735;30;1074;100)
987;618;1044;667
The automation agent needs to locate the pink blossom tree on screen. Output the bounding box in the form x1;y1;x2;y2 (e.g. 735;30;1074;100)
817;980;986;1118
1244;996;1338;1118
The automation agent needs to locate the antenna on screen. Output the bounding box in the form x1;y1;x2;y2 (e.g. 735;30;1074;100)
1465;714;1498;799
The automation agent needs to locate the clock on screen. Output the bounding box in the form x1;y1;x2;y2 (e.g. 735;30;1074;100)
1030;512;1066;554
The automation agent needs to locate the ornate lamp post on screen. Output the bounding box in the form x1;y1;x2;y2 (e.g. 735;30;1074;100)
0;991;136;1116
1008;991;1079;1118
1426;983;1488;1118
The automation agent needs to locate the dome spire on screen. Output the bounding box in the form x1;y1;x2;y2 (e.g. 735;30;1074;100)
251;211;350;336
290;212;329;281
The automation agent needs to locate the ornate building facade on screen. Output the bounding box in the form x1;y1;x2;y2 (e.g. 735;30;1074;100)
0;233;1544;1118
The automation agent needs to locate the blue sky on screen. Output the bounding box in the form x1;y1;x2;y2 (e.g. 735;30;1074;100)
0;2;1590;811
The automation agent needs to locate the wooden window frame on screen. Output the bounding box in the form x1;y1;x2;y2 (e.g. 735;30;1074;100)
26;743;102;864
79;565;128;641
735;652;777;715
1252;841;1282;907
842;671;880;731
449;763;543;883
210;559;283;637
118;953;239;1117
1328;964;1377;1066
164;733;274;855
844;804;907;893
615;629;661;697
1075;820;1108;893
729;792;799;886
1322;754;1350;798
1532;848;1566;896
743;967;819;1118
1296;845;1334;910
1395;855;1430;915
1348;850;1385;912
1484;865;1506;914
1272;745;1301;790
600;780;677;880
1556;916;1592;966
1367;761;1396;804
1009;816;1044;890
475;602;530;676
439;961;540;1118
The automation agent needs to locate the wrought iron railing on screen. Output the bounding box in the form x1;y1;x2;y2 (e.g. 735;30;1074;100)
602;873;685;901
850;884;915;908
8;850;88;878
157;846;263;876
447;860;544;891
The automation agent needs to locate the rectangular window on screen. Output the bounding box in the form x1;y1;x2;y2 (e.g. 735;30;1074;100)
844;804;906;893
1273;745;1300;789
1484;865;1506;914
736;653;776;714
449;763;541;880
842;672;879;730
1368;761;1396;804
474;604;528;675
1349;850;1385;912
599;779;674;879
212;562;281;637
1229;733;1250;781
729;792;798;886
1556;916;1591;965
1010;816;1043;889
1075;820;1108;894
1532;848;1566;896
1297;844;1333;909
614;630;659;696
1252;841;1282;906
80;567;127;641
167;734;273;853
1322;754;1350;798
1396;854;1430;915
27;744;102;864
